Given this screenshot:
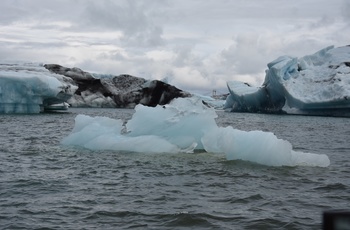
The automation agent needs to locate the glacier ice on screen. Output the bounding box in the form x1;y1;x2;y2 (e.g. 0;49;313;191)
62;97;330;167
225;45;350;115
0;62;77;113
0;62;190;112
44;64;191;108
224;81;285;113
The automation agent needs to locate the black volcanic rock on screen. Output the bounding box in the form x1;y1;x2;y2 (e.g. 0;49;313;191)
44;64;190;108
44;64;95;81
141;80;188;107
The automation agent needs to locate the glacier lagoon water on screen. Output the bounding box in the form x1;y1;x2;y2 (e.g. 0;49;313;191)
0;108;349;229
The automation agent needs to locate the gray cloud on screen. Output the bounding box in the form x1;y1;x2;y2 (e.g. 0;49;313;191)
341;0;350;22
309;16;335;29
0;0;80;25
80;0;166;47
172;45;203;68
0;0;349;92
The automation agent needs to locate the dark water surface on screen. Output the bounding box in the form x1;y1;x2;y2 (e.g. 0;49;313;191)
1;108;349;229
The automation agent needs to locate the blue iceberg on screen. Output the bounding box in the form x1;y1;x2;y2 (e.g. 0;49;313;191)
225;45;350;116
62;97;330;167
0;62;77;113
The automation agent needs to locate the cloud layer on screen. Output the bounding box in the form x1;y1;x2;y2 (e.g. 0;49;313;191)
1;0;349;93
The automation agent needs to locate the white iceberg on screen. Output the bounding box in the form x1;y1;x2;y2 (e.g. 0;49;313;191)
225;45;350;115
62;97;330;167
0;62;77;113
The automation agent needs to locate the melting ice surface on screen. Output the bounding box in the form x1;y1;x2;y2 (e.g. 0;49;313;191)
0;62;76;113
62;98;330;167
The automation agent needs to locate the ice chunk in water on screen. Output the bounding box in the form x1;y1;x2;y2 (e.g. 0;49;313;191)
62;98;330;167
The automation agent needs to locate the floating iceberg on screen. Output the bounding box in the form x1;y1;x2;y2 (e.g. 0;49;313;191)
225;45;350;116
0;62;77;113
0;62;190;113
62;98;330;167
44;64;191;108
224;81;285;113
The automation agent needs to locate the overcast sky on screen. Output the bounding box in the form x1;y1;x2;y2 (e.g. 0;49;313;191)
1;0;349;93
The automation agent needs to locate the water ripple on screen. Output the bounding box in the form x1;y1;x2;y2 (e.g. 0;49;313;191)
1;109;350;229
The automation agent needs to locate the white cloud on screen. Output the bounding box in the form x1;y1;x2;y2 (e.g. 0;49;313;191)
0;0;349;93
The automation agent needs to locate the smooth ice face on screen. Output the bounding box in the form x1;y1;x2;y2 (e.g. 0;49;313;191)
61;114;181;153
202;127;330;167
62;98;330;167
0;62;76;113
224;81;285;113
